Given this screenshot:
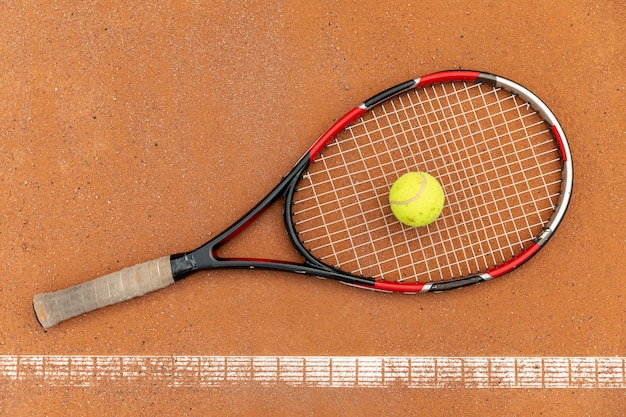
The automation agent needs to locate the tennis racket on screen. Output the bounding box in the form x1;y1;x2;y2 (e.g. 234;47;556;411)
33;70;573;328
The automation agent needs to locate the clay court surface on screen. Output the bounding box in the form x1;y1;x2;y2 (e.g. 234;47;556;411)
0;1;624;415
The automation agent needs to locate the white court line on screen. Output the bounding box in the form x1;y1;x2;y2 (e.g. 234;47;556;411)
1;356;624;389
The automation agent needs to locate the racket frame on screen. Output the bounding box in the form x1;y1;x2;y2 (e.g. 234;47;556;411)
169;70;573;293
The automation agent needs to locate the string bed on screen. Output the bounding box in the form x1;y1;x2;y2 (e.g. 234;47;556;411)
291;81;563;283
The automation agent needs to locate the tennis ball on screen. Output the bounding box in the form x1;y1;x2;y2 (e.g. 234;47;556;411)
389;172;445;227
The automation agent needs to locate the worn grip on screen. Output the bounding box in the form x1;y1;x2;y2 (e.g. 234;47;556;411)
33;256;174;328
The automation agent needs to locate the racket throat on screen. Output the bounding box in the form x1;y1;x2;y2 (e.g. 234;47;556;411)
170;250;215;281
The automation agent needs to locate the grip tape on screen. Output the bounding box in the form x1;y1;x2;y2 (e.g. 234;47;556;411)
33;256;174;328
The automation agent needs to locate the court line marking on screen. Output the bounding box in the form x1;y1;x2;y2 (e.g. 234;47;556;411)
1;356;624;389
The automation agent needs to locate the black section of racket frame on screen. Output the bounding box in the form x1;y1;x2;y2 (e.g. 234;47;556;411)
362;79;418;109
168;155;376;288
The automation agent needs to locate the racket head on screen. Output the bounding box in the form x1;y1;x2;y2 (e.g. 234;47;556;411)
286;70;573;292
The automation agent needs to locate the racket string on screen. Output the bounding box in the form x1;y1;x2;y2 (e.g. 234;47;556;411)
468;85;530;264
295;135;558;213
297;178;561;250
367;96;424;280
295;152;561;238
292;81;563;283
424;82;498;277
301;189;559;274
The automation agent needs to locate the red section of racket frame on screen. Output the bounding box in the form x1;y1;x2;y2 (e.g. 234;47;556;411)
309;71;484;163
417;70;481;87
373;280;427;293
551;125;568;162
308;107;367;162
486;243;542;278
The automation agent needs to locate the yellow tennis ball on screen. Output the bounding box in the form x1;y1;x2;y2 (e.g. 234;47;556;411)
389;172;445;227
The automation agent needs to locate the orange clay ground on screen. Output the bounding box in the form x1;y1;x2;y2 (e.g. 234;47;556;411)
0;1;624;415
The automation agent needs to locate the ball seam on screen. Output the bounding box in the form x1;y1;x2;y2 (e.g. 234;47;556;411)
389;172;428;206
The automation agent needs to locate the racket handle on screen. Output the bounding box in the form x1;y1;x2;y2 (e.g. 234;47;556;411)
33;256;174;328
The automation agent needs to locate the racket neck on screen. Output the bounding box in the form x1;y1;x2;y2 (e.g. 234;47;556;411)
170;156;310;281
